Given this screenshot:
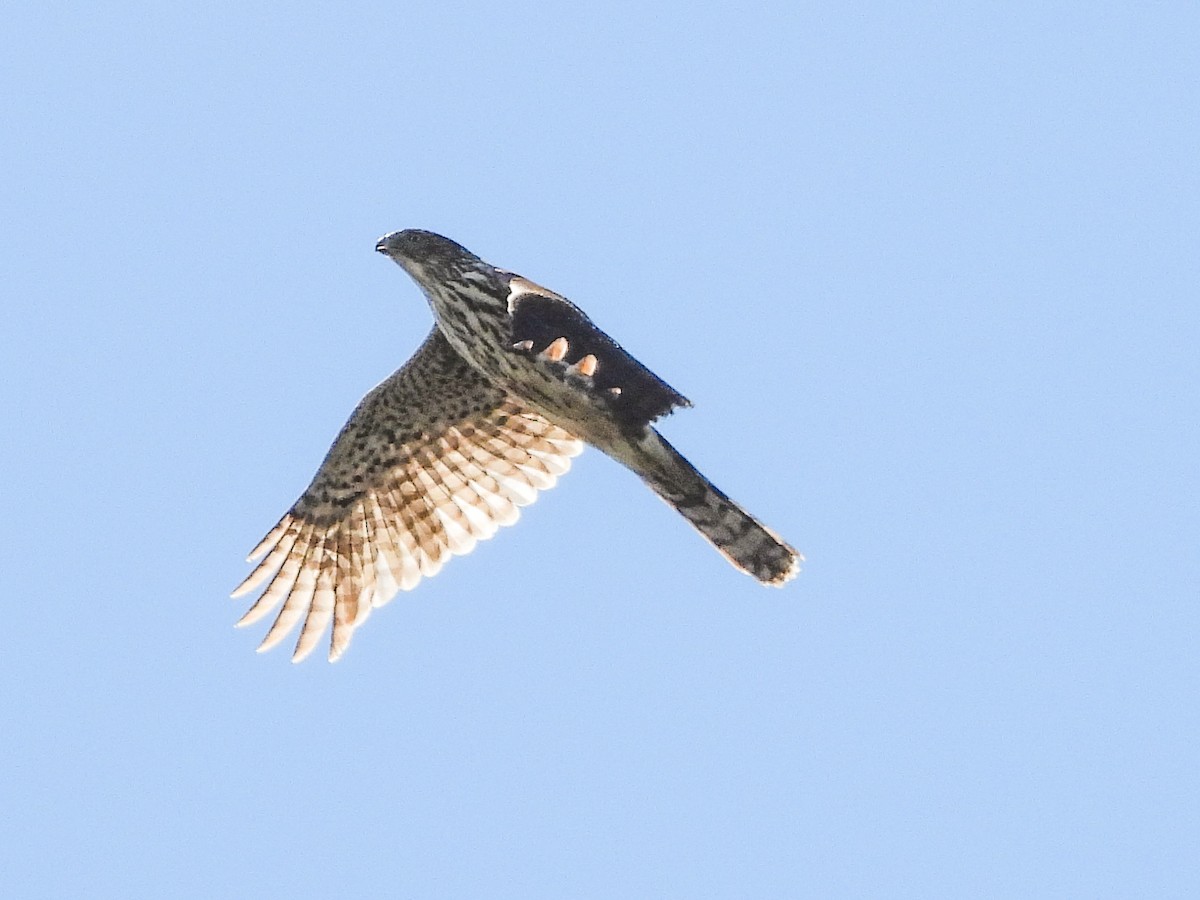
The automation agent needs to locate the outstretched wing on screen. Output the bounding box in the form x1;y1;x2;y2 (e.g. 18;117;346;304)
506;277;691;430
232;328;582;662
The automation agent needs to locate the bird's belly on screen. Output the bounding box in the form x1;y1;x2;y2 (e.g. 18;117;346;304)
496;361;625;447
433;308;627;449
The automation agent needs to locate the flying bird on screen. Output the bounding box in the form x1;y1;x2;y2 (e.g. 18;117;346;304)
234;230;801;661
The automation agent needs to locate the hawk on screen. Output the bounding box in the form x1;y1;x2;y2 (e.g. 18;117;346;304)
234;230;801;662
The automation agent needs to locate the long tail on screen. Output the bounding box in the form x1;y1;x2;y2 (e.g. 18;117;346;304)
625;430;802;585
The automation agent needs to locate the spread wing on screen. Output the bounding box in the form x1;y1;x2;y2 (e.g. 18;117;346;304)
507;278;691;430
232;328;583;662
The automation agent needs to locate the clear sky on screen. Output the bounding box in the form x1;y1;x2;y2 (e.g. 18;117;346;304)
3;2;1197;897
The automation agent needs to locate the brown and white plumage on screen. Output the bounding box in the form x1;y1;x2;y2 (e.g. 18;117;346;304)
232;328;581;662
235;229;800;662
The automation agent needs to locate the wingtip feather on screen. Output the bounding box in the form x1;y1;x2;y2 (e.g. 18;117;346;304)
247;517;292;562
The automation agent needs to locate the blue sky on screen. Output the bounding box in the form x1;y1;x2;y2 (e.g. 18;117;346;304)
3;2;1197;897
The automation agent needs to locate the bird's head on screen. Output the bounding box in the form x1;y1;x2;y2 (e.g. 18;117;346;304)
375;229;482;283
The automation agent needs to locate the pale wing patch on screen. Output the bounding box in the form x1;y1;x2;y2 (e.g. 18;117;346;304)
504;274;569;312
233;330;582;663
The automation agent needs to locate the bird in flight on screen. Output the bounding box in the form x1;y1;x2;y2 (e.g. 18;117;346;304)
234;230;801;662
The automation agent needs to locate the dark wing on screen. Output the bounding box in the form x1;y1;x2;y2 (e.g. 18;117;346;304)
232;328;582;662
508;285;691;430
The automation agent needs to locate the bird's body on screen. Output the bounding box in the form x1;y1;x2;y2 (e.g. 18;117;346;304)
235;230;800;661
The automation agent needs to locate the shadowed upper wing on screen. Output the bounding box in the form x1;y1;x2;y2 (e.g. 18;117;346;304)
507;281;691;430
232;328;583;662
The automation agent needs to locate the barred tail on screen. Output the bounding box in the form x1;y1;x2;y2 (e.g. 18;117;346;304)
631;431;801;585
